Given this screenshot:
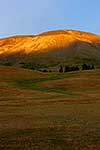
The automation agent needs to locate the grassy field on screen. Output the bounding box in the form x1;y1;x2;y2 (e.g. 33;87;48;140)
0;66;100;150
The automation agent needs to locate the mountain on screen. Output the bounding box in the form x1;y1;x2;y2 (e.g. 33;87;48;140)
0;30;100;68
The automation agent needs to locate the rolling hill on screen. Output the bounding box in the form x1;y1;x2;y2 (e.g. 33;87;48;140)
0;30;100;68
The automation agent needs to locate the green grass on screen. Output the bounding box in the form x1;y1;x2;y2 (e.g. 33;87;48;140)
0;70;76;95
11;72;77;95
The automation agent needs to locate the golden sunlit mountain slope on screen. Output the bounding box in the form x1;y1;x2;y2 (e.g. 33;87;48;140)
0;30;100;67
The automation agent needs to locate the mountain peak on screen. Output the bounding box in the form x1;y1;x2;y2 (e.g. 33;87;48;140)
0;29;100;67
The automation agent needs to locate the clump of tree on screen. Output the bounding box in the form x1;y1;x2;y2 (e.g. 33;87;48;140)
82;64;95;70
59;65;80;73
64;66;80;72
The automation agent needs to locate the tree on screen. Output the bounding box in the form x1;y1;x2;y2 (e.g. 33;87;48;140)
64;66;70;72
91;64;95;69
64;65;80;72
82;64;95;70
75;66;80;71
82;64;88;70
87;65;91;70
59;66;63;73
49;70;52;72
42;69;48;72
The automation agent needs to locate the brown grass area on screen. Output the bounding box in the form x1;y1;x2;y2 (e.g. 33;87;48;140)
41;70;100;101
0;66;100;149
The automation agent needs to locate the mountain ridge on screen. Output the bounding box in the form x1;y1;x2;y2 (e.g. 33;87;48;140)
0;29;100;67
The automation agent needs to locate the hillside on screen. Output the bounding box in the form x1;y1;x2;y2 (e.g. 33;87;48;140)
0;66;100;149
0;30;100;67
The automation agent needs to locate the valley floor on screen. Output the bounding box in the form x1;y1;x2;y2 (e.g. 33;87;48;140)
0;66;100;150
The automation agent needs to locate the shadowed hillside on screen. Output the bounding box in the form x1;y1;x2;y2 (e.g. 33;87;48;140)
0;30;100;67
